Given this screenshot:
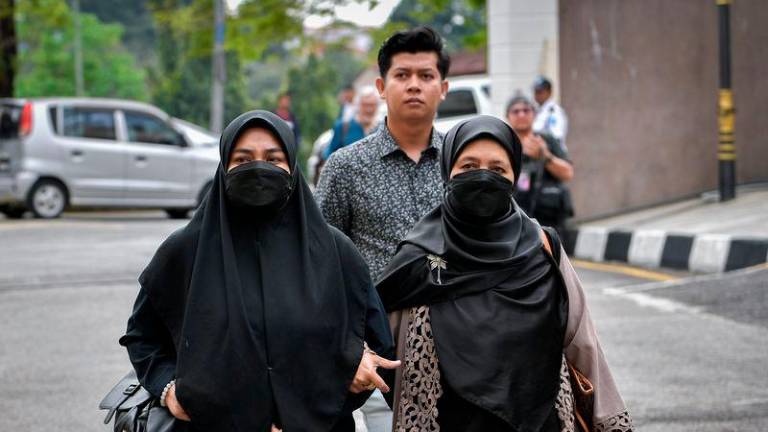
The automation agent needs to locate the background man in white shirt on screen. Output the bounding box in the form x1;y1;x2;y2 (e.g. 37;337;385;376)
532;75;569;149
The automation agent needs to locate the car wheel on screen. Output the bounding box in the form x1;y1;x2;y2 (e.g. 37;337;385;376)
28;180;67;219
0;205;26;219
165;209;191;219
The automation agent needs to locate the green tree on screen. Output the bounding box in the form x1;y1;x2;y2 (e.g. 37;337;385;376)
14;0;148;99
145;0;251;128
80;0;156;66
286;53;341;162
145;0;372;132
370;0;487;56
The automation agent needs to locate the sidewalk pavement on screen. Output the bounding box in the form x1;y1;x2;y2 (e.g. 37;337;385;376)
565;184;768;273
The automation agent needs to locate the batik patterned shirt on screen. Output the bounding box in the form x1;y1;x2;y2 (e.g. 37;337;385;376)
315;124;443;280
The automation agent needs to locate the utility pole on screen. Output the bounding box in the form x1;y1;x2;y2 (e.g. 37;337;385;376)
209;0;226;134
0;0;17;97
717;0;735;201
73;0;84;96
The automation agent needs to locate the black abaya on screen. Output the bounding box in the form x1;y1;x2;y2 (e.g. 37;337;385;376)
120;110;393;432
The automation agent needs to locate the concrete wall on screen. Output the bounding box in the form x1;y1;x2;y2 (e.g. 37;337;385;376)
559;0;768;220
731;0;768;184
488;0;559;117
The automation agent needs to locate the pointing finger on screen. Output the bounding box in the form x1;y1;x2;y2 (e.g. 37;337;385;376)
374;357;402;370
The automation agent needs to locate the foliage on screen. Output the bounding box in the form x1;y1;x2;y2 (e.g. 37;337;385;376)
146;0;368;149
79;0;156;64
14;0;148;99
286;54;343;163
370;0;487;57
149;0;357;64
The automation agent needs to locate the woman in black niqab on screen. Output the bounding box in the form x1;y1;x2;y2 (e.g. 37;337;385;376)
120;110;395;432
377;115;568;432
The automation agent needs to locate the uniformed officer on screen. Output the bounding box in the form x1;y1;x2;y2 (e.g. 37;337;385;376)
532;76;569;150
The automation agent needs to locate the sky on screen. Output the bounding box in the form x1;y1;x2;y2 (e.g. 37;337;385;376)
225;0;401;29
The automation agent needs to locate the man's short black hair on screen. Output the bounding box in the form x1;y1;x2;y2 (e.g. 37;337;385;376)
377;26;451;80
533;76;552;91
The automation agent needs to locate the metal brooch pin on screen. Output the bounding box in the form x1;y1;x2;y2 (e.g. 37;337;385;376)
427;254;447;284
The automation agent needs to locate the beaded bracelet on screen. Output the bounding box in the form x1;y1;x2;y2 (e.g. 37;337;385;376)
159;380;175;407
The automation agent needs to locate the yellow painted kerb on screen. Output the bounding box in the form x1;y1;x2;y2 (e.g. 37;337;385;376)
572;259;678;282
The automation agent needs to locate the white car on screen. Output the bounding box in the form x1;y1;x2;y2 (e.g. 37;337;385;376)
0;97;219;219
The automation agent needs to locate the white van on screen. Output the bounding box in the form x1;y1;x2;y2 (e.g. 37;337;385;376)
0;98;219;219
434;74;492;133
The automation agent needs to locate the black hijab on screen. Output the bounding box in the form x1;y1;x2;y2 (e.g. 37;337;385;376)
377;115;567;431
140;111;370;431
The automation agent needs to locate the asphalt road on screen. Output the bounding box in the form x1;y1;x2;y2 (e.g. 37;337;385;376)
0;212;766;431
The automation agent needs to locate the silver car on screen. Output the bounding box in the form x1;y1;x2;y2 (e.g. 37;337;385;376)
0;97;219;219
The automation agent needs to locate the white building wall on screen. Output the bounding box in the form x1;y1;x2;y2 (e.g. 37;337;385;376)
488;0;559;118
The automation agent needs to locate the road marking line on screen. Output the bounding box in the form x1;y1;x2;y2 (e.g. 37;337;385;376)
0;221;83;231
603;288;703;314
572;259;678;281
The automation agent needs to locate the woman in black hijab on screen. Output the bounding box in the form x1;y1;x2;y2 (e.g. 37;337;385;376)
120;110;398;432
377;115;633;432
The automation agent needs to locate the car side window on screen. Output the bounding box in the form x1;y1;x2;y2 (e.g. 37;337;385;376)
62;107;117;140
124;111;183;146
0;104;21;139
437;89;477;119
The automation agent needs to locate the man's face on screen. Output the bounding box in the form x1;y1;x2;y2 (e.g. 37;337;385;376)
278;95;291;110
507;102;535;133
534;87;550;106
341;89;355;104
357;94;379;123
375;52;448;124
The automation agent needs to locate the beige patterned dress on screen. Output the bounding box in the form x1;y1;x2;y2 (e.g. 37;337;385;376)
387;249;633;432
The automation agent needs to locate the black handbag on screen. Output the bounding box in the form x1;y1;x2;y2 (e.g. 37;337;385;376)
536;181;574;218
99;370;178;432
529;160;574;221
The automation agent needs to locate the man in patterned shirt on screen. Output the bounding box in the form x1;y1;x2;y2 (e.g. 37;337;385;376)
315;26;451;432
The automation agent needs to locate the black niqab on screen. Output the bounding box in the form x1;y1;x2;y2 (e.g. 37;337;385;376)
140;111;369;431
377;115;567;431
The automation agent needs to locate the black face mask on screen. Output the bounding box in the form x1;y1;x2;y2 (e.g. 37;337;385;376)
225;161;293;214
446;169;514;222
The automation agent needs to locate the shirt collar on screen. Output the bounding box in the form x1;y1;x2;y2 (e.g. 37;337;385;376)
539;99;555;111
376;117;441;160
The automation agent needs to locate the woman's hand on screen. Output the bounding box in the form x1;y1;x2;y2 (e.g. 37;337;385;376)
271;425;282;432
165;384;191;421
349;349;401;394
521;134;547;159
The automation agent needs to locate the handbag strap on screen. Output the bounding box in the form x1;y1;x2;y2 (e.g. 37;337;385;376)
103;380;141;424
541;226;562;265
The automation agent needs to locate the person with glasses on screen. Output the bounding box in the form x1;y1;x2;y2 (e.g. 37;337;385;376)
506;94;574;237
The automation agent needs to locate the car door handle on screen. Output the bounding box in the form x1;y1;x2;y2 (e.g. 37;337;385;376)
71;150;83;157
135;155;147;162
